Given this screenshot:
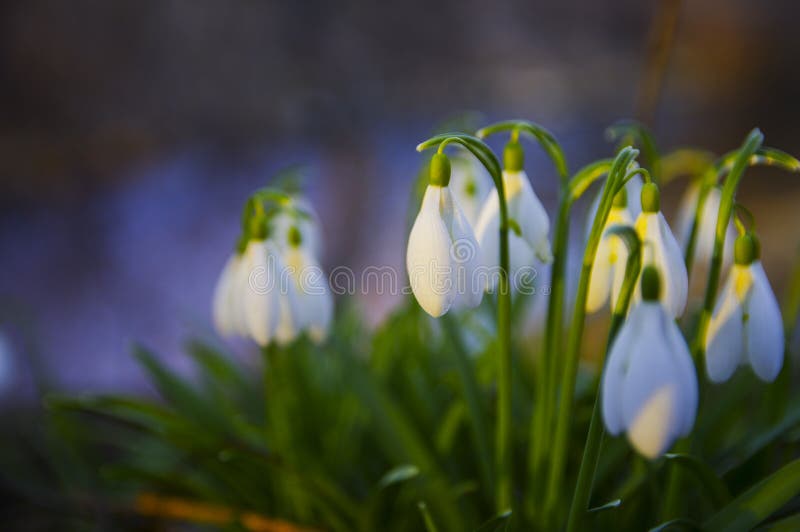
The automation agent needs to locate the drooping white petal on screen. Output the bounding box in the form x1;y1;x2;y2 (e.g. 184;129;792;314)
242;240;281;346
675;184;736;275
212;253;241;337
407;186;455;317
621;304;685;458
587;207;633;313
284;246;333;343
508;171;552;263
449;156;493;228
441;187;483;308
271;196;323;257
635;212;689;317
705;268;747;383
664;311;698;435
745;262;784;382
602;303;646;435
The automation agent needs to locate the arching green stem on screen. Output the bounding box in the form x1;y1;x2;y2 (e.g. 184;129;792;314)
417;133;512;512
526;159;612;517
566;226;642;532
543;147;639;526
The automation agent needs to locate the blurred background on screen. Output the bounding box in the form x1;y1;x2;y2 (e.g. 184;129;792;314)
1;0;800;397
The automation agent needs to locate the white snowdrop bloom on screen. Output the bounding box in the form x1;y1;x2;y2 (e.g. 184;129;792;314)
241;238;295;346
586;190;634;313
281;226;333;343
675;183;735;280
449;155;493;228
407;153;483;317
475;142;552;292
705;233;784;383
212;252;245;337
271;195;323;257
633;183;688;318
586;170;643;236
602;266;698;459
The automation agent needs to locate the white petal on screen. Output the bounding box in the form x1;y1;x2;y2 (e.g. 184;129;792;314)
407;186;455;317
285;247;333;343
635;213;688;318
705;269;747;383
449;156;493;228
441;187;483;308
602;303;645;435
212;253;240;337
243;241;280;346
745;262;784;382
475;189;501;291
664;312;698;435
271;196;323;256
509;171;552;263
621;303;684;458
587;241;613;313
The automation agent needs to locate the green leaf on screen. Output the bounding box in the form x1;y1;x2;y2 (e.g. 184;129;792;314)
587;498;621;513
664;453;731;508
474;509;512;532
378;465;420;489
567;159;614;200
418;501;440;532
757;511;800;531
704;458;800;532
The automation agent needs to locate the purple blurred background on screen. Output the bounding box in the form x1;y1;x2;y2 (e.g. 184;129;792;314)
1;0;800;396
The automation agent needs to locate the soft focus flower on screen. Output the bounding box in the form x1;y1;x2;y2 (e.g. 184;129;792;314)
407;153;482;317
633;183;688;318
475;142;552;292
586;189;634;313
212;251;245;338
705;233;784;383
242;238;295;346
675;182;735;281
602;266;698;459
449;155;493;228
280;225;333;343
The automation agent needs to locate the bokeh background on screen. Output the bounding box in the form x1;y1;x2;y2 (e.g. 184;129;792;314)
2;0;800;397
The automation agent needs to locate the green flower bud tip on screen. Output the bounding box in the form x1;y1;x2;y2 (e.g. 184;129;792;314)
640;265;661;301
734;232;760;265
430;153;451;187
248;215;268;240
503;141;524;172
640;182;660;213
288;225;303;247
612;187;628;208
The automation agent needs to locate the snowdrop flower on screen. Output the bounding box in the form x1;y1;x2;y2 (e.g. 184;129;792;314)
602;266;698;459
242;236;297;346
213;249;246;338
280;225;333;343
271;195;322;257
586;189;634;313
475;141;552;292
407;153;483;317
449;155;493;228
633;183;688;318
705;232;784;383
675;182;735;281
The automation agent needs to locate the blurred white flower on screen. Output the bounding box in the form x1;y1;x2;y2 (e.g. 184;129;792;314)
675;183;735;281
705;234;783;383
602;267;698;459
475;170;552;292
449;155;493;228
586;198;633;313
407;154;482;317
633;183;688;318
280;226;333;344
212;252;245;338
242;238;293;346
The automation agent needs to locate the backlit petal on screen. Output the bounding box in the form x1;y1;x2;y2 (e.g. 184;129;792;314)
745;262;784;382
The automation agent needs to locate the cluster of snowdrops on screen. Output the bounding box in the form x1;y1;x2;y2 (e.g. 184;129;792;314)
210;119;796;527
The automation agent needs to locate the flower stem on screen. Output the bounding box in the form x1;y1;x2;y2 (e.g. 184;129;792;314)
543;147;638;526
566;227;642;532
